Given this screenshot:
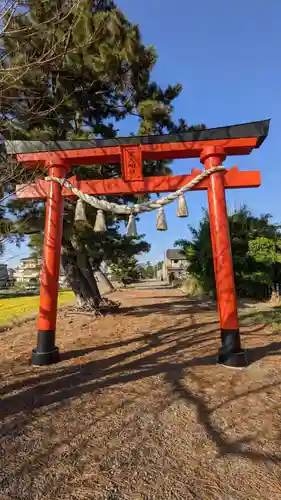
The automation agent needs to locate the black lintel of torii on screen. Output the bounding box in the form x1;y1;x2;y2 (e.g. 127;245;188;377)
1;119;270;155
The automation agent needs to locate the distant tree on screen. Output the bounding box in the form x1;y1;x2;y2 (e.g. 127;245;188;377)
0;204;23;256
156;260;163;270
110;256;141;285
144;262;154;278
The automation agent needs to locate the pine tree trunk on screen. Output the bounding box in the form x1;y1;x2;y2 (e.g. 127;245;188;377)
77;253;102;305
61;249;101;310
61;242;120;314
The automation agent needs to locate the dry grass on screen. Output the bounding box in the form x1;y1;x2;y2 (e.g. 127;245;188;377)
1;283;281;499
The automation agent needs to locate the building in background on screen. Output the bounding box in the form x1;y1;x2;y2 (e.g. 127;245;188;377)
162;249;189;283
13;257;41;285
12;257;69;288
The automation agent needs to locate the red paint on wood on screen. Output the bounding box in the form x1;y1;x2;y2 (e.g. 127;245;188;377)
15;168;261;200
15;136;259;168
37;162;69;332
201;147;239;331
16;148;121;168
121;145;143;181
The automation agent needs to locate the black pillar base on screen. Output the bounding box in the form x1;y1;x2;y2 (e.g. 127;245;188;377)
31;346;59;366
31;329;60;366
218;328;248;368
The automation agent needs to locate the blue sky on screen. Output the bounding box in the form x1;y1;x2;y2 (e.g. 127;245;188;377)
4;0;280;267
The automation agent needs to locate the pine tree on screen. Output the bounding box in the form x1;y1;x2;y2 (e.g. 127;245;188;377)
1;1;204;309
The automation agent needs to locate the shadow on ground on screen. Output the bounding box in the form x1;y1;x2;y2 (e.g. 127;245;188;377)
1;316;278;417
1;318;281;465
2;293;281;477
116;297;216;318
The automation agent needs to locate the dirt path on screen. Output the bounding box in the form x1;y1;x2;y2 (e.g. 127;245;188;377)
1;282;281;500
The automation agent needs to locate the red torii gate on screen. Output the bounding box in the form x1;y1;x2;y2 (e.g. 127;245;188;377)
8;119;269;367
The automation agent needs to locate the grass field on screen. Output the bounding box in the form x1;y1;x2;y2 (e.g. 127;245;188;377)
240;305;281;332
0;290;75;325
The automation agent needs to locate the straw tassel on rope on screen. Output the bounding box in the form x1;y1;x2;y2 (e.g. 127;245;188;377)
127;213;138;237
156;207;168;231
74;198;87;223
177;194;189;218
94;209;107;232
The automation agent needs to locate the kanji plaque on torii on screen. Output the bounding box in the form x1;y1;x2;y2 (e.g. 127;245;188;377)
4;119;270;367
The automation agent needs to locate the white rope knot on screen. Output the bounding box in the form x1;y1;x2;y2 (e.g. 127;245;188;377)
45;166;225;234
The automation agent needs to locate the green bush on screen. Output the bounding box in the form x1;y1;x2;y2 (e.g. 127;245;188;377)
175;206;281;299
181;276;205;297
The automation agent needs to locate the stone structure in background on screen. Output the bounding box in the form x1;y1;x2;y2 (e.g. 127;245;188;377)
162;249;189;284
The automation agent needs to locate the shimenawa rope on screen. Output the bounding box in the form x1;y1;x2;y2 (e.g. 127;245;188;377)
45;165;225;234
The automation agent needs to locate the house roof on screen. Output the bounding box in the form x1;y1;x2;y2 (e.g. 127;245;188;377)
166;249;187;260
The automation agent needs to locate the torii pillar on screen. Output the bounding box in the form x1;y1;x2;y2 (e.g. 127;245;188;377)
35;159;69;365
201;146;243;366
